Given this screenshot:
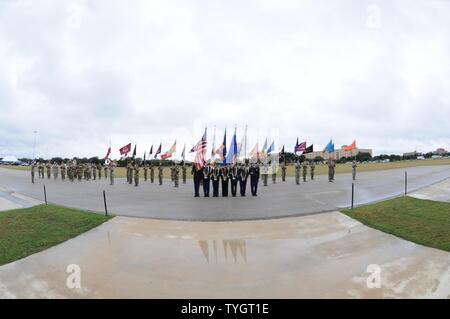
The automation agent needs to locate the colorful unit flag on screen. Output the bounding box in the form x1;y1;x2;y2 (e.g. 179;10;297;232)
154;143;162;159
161;141;177;160
225;129;238;164
324;140;335;153
119;143;132;156
249;143;259;161
149;145;153;155
344;140;357;152
181;144;186;162
267;141;275;154
132;145;137;158
215;129;227;162
304;144;314;154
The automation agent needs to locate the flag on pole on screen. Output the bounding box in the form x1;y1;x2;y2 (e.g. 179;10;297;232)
161;141;177;160
343;140;357;151
249;143;259;161
104;146;111;160
215;129;227;162
149;145;153;156
119;143;132;156
304;144;314;154
280;145;285;155
261;138;268;154
295;138;306;153
181;144;186;162
143;152;146;161
154;143;162;159
211;126;216;158
193;128;208;170
225;128;238;164
132;145;137;158
324;140;335;153
267;141;275;154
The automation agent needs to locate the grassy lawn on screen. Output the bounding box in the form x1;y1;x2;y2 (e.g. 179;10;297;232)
2;158;450;178
342;196;450;252
0;204;112;266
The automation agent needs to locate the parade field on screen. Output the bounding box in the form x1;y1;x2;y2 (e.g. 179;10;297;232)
2;158;450;178
0;204;111;266
342;197;450;252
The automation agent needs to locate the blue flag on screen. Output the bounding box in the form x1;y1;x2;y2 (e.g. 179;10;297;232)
267;141;275;154
325;140;335;153
225;129;238;164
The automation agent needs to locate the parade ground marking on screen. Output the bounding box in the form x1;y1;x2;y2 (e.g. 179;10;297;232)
0;204;112;266
342;196;450;252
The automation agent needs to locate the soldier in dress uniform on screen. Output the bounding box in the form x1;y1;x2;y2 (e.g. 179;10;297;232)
134;162;140;187
202;163;211;197
158;163;164;185
173;163;180;188
230;163;239;197
191;163;202;197
249;163;260;196
295;161;301;185
109;160;116;186
302;161;308;182
211;163;220;197
352;160;357;181
61;163;66;180
31;162;36;183
310;161;316;180
46;162;51;179
182;163;187;184
220;165;230;197
143;163;148;181
281;162;287;182
150;163;155;183
238;164;249;196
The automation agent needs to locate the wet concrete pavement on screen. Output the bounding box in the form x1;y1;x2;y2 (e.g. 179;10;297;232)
1;165;450;221
0;213;449;298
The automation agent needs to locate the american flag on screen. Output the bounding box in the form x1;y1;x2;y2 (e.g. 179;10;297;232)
192;129;207;170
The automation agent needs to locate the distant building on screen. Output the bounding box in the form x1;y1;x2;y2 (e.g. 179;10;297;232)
304;147;373;160
0;156;21;165
433;148;447;155
403;151;422;157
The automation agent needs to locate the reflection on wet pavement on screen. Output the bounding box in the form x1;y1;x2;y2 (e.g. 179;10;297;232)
198;240;247;264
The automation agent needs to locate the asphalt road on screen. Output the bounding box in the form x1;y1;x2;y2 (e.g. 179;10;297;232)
1;165;450;221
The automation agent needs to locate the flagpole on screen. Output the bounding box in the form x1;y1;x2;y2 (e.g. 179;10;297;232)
244;125;248;162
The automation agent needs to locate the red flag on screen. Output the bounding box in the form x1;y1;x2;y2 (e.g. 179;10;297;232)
119;143;131;156
344;140;357;151
104;147;111;160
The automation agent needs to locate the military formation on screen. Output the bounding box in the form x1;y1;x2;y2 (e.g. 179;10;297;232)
29;158;358;197
191;162;260;197
31;160;117;185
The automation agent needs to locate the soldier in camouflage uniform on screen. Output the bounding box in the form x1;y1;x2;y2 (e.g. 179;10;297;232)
295;161;301;185
328;158;335;182
46;162;51;179
38;162;44;179
53;163;59;179
143;164;148;182
104;164;108;179
61;163;66;180
134;162;140;187
97;164;102;180
109;161;116;186
127;162;133;184
158;163;163;185
310;161;316;180
31;162;36;183
170;165;175;182
281;163;287;182
302;161;308;182
352;160;357;181
271;165;277;184
182;163;187;184
262;163;269;186
173;164;180;188
92;164;97;180
150;163;155;183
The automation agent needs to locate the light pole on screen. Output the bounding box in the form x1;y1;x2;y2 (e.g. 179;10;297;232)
33;130;38;160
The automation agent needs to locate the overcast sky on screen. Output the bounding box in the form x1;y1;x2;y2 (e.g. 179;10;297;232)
1;0;449;160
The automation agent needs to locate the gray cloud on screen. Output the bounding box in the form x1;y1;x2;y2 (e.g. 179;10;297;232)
1;0;449;159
